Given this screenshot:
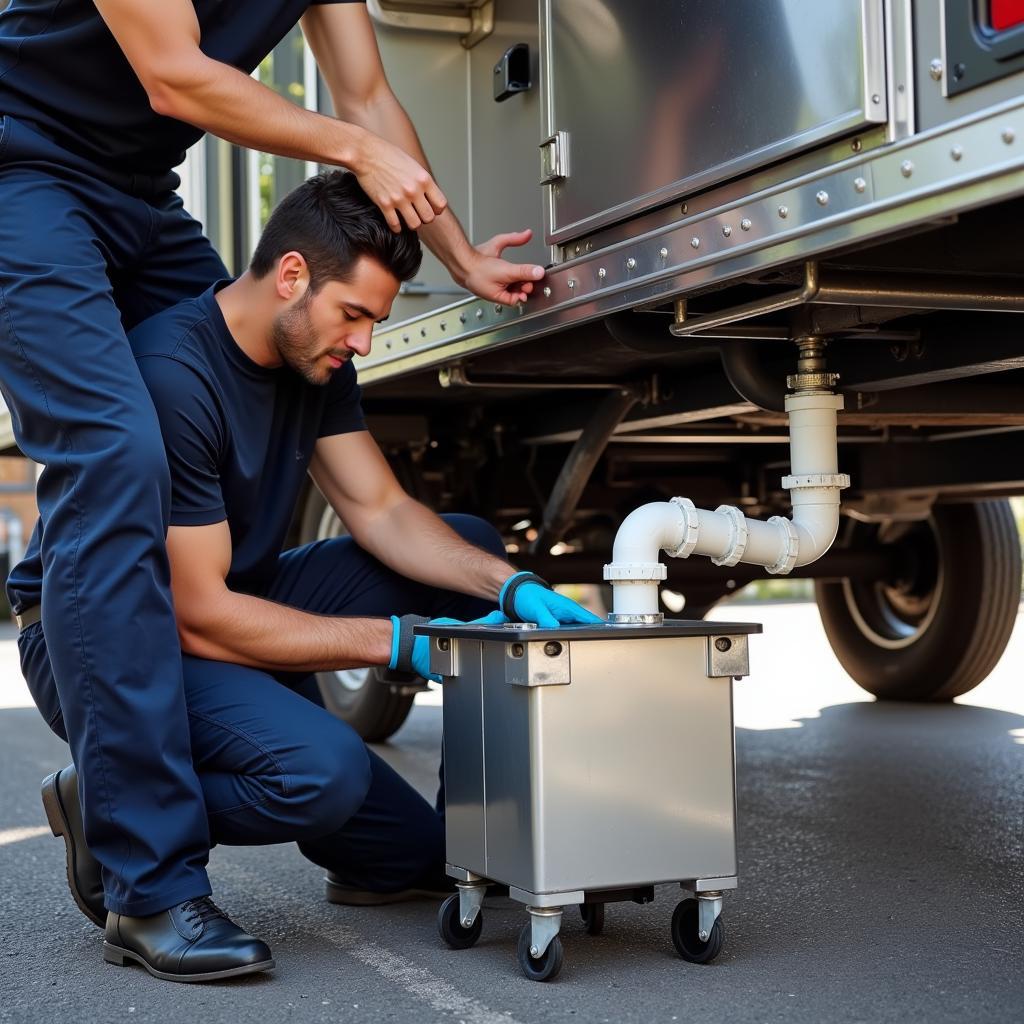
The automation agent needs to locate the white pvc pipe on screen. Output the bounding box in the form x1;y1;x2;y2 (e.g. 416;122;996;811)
604;391;849;615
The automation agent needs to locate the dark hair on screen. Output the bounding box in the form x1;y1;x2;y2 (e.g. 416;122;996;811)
249;170;422;288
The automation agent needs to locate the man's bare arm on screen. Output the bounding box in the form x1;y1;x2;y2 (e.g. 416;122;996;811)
301;3;544;303
166;519;392;672
92;0;446;231
309;431;511;601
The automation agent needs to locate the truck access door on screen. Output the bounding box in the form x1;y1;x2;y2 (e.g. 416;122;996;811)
541;0;888;243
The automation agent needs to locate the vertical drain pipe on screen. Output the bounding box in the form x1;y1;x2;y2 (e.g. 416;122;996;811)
603;336;850;621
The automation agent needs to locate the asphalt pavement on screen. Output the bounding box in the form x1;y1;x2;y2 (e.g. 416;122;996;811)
1;604;1022;1023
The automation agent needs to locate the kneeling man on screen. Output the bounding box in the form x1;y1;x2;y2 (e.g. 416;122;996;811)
23;170;599;983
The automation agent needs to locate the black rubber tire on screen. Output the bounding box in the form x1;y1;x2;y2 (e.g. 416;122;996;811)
579;903;605;936
815;500;1021;701
299;486;416;741
437;893;483;950
671;899;724;964
516;923;564;982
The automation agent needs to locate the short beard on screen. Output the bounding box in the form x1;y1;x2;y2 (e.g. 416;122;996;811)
271;291;332;386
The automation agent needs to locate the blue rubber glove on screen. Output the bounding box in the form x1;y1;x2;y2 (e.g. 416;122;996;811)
498;571;603;629
389;610;509;680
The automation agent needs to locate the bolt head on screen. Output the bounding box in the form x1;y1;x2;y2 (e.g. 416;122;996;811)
574;244;581;255
900;160;914;178
439;321;447;331
510;643;525;657
690;236;700;249
722;225;732;237
680;202;688;214
530;946;540;957
951;145;963;161
1003;128;1016;145
475;308;484;319
853;177;867;193
659;247;669;258
567;278;576;289
851;138;863;153
699;930;709;942
459;313;467;324
816;190;829;206
543;285;552;297
402;334;410;343
598;268;607;279
929;58;943;80
494;304;503;313
714;637;732;653
543;641;563;657
626;257;637;270
438;638;451;651
420;327;427;337
778;205;789;219
740;218;752;231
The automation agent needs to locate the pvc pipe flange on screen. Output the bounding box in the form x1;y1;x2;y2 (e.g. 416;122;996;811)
710;505;749;567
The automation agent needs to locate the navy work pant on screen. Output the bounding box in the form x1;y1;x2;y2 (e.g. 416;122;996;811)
20;515;505;898
0;116;229;915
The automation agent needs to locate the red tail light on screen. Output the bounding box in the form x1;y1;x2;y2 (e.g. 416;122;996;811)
990;0;1024;31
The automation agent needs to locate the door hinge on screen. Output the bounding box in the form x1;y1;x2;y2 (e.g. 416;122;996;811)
540;130;570;186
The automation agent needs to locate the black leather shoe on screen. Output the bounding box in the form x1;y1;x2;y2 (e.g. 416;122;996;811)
325;871;454;906
41;764;105;927
104;897;275;983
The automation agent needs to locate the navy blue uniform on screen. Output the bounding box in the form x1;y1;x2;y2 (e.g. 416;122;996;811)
18;284;505;893
0;0;374;915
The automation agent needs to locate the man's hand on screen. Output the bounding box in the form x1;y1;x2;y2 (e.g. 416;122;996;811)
459;230;546;305
349;131;448;233
390;611;508;680
499;572;603;629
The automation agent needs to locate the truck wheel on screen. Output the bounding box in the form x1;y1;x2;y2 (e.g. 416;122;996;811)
814;500;1021;701
299;487;416;742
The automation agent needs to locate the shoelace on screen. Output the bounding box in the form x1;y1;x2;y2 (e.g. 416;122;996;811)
181;896;230;926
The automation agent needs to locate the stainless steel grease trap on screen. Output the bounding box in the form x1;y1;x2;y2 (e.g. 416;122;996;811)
417;618;762;981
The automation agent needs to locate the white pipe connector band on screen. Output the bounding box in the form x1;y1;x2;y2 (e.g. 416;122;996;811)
603;391;850;616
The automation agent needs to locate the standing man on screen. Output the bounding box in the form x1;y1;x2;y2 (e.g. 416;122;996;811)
0;0;543;980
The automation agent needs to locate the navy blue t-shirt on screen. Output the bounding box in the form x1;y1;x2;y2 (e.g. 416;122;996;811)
0;0;364;175
129;282;366;595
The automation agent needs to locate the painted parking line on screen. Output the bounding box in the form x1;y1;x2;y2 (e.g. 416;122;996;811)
232;867;525;1024
0;825;50;847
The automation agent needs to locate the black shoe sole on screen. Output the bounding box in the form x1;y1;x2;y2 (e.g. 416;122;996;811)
325;877;451;906
41;770;106;929
103;942;276;983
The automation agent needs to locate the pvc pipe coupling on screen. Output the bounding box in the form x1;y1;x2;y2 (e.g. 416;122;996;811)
603;391;850;617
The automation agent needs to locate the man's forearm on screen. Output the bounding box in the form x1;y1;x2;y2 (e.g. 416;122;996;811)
354;497;511;603
149;53;368;168
181;589;392;673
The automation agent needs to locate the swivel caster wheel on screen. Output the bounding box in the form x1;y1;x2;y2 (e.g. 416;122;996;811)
579;903;605;936
438;892;483;950
671;898;724;964
516;922;564;982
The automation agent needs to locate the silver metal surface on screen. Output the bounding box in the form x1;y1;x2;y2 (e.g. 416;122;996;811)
706;635;750;679
457;881;486;928
528;907;562;958
359;95;1024;385
508;886;584;909
606;612;665;626
441;629;741;894
505;639;571;688
540;0;886;242
697;892;724;942
445;864;485;883
429;636;459;678
539;130;569;186
681;876;739;894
